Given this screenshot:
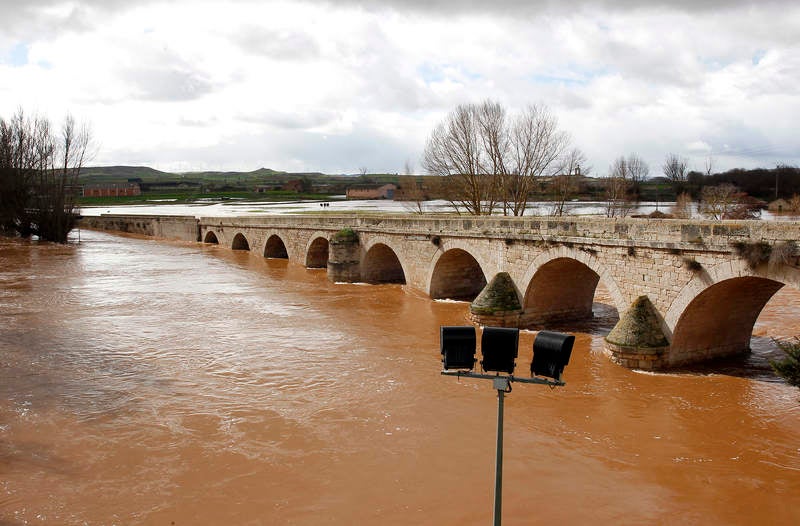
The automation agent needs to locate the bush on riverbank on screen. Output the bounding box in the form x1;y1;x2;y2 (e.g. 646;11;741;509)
772;338;800;387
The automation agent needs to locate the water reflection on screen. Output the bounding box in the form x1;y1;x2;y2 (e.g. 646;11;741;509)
0;231;798;525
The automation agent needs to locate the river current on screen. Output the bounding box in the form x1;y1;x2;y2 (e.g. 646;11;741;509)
1;230;799;525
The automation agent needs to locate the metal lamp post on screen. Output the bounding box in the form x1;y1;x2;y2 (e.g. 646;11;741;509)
440;326;575;526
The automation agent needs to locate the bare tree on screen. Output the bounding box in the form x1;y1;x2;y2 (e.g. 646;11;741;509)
476;100;508;214
398;175;425;213
603;175;632;217
398;159;427;214
0;111;35;235
0;109;91;242
608;156;629;181
608;153;648;199
549;147;588;216
663;153;688;193
505;104;570;215
403;159;414;177
603;156;634;217
704;154;715;177
789;194;800;214
423;100;571;216
626;153;649;198
423;102;496;215
698;183;760;220
671;192;693;219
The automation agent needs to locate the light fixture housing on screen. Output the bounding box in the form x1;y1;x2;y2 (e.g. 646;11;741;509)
440;326;477;371
531;331;575;381
481;327;519;374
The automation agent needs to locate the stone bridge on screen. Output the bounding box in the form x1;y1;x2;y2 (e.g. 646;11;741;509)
84;214;800;370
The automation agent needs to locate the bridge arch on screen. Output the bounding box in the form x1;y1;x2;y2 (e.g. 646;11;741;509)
264;234;289;259
520;246;626;327
362;240;406;284
668;276;783;365
666;259;800;330
305;233;329;268
203;231;219;244
664;259;800;365
231;232;250;251
428;244;488;300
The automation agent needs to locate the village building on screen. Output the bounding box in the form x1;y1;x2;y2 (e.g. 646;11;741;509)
82;182;141;197
282;179;305;193
345;183;397;200
767;198;798;213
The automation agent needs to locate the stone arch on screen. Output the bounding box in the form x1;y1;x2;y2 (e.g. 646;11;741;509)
520;246;626;327
264;234;289;259
231;232;250;251
428;247;487;300
665;258;800;332
663;258;800;365
362;242;406;284
305;235;329;268
203;231;219;244
668;276;783;365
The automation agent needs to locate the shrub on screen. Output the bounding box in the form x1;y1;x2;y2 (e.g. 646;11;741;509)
771;339;800;387
731;241;771;269
332;228;358;243
769;241;797;270
683;257;703;272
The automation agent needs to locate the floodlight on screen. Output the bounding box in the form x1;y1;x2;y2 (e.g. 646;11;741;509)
531;331;575;381
481;327;519;374
440;326;477;371
439;325;572;526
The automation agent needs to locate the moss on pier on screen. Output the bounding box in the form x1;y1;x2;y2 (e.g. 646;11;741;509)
469;272;522;316
606;295;668;348
331;228;358;244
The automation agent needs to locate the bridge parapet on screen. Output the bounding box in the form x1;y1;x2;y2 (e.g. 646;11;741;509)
199;214;799;252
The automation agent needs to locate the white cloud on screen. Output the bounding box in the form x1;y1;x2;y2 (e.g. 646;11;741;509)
0;0;798;173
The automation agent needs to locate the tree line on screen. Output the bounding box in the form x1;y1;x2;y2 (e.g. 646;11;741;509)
0;109;91;243
419;100;797;218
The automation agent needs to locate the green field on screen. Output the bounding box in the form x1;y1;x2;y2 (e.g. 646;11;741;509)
76;165;398;205
76;190;335;206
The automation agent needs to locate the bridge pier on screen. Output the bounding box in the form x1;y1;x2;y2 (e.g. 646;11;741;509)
327;228;361;283
467;272;523;327
604;296;670;370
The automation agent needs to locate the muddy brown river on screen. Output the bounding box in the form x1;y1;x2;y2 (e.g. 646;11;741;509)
1;230;799;525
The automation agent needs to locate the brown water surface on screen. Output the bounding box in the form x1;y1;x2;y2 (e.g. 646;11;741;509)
1;230;799;525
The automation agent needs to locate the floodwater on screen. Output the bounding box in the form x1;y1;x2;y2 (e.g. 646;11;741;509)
1;230;799;525
78;199;791;220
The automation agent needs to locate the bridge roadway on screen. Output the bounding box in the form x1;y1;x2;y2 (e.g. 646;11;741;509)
83;213;800;370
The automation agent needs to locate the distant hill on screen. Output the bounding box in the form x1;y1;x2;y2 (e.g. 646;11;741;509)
79;165;173;184
78;165;397;186
78;165;326;185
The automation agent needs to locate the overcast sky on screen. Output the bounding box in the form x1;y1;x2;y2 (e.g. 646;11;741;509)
1;0;798;175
